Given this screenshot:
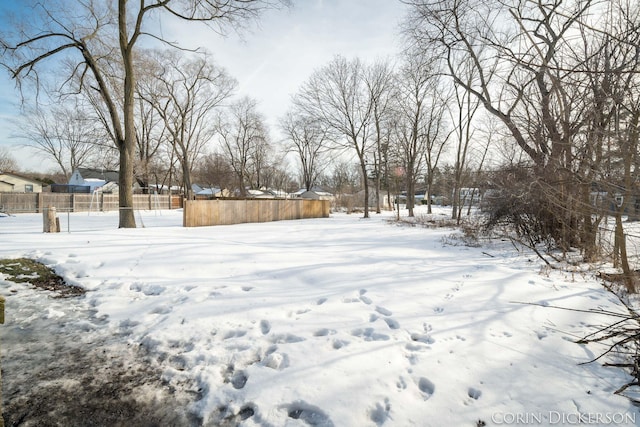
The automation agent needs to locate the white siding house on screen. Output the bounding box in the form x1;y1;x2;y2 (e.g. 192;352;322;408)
0;172;43;193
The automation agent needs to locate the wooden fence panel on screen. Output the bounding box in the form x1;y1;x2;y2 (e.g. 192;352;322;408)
0;192;180;213
0;193;38;213
42;194;73;212
248;200;262;222
183;199;330;227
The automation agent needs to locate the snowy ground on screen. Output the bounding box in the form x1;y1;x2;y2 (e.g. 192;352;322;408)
1;206;639;426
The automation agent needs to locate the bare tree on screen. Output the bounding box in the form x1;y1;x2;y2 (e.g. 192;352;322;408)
585;0;640;290
134;76;168;193
449;66;481;222
20;101;101;178
0;147;18;172
393;52;448;216
140;51;236;200
280;110;331;191
248;131;273;191
216;96;269;197
256;160;295;194
295;55;375;218
402;0;633;255
194;151;235;194
1;0;283;227
365;59;396;214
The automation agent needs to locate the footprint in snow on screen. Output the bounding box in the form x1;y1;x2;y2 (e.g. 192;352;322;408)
351;327;390;342
242;286;254;292
231;371;248;389
410;332;435;344
359;289;372;305
468;387;482;400
332;339;349;350
317;297;328;305
210;403;255;425
129;283;165;296
238;405;255;421
150;305;172;315
263;351;289;370
360;295;372;305
433;307;444;314
313;328;336;337
418;377;435;400
260;320;271;335
397;376;408;390
375;306;392;316
222;364;248;389
369;399;391;426
405;343;430;353
383;317;400;329
281;401;335;427
223;329;247;340
270;333;305;344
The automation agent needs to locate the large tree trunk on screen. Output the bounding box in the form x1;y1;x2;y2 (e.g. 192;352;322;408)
118;0;137;228
359;153;370;218
614;213;635;293
182;153;193;200
406;161;415;217
374;153;382;214
118;141;137;228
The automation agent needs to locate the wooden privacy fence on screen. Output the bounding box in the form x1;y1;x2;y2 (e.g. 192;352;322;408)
0;193;182;213
183;198;330;227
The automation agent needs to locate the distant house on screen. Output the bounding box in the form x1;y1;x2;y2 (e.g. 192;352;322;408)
246;188;274;199
0;171;44;193
192;184;228;198
295;188;334;201
149;184;182;195
68;168;120;193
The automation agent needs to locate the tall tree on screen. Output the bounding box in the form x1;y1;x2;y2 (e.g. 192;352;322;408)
216;96;269;197
21;101;102;178
449;61;481;222
1;0;283;227
0;147;18;172
393;52;448;216
194;152;235;194
402;0;640;257
140;51;236;200
365;59;396;214
295;55;375;218
134;75;168;194
280;110;330;191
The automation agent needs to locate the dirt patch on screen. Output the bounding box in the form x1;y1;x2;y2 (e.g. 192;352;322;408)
0;261;202;426
0;258;85;298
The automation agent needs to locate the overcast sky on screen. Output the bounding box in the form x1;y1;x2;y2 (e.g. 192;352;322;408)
0;0;410;172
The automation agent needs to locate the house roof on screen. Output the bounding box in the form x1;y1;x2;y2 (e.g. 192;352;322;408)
0;171;45;185
74;168;119;183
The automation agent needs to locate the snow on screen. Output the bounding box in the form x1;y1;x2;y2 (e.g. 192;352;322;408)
1;207;639;426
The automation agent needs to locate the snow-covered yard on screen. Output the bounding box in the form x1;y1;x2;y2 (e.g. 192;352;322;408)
0;207;638;426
